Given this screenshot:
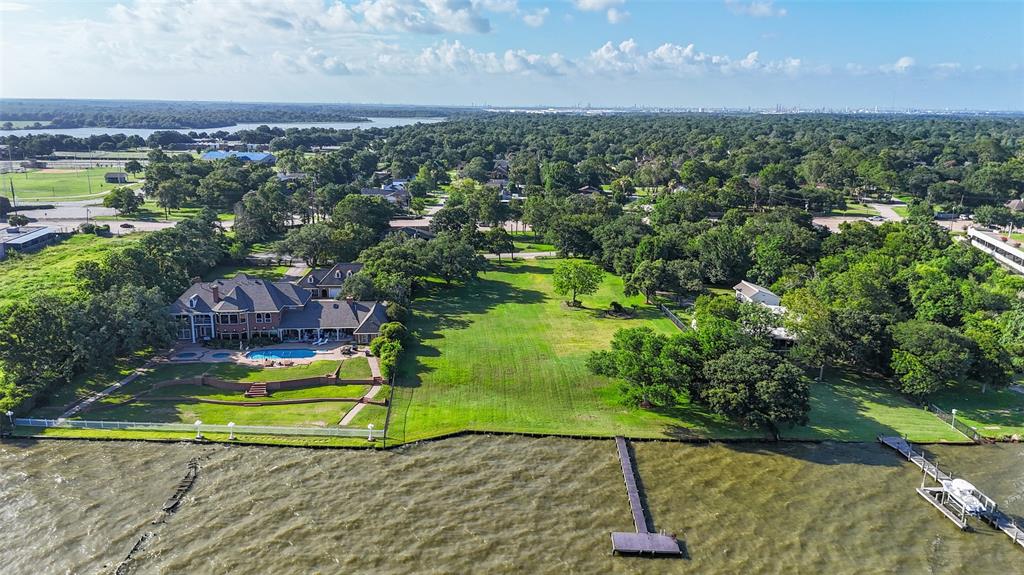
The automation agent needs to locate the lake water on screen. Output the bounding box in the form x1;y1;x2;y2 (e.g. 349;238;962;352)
2;436;1021;574
0;117;445;139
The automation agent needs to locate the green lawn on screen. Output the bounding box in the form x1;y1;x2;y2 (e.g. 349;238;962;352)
0;233;142;307
202;262;289;281
389;259;977;445
337;356;373;379
786;371;966;442
27;350;153;418
509;231;556;252
96;200;234;222
830;202;879;217
390;259;749;443
930;380;1024;438
2;167;136;201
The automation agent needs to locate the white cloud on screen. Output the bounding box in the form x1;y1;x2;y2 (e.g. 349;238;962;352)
376;40;570;76
0;1;31;11
587;38;811;77
573;0;624;10
880;55;915;74
522;7;549;27
606;7;630;24
725;0;787;18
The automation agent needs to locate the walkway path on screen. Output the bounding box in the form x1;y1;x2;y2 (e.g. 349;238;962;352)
869;202;905;222
282;261;308;281
59;361;157;419
339;356;384;426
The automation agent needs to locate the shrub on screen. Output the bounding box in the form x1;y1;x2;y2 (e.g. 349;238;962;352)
379;322;407;342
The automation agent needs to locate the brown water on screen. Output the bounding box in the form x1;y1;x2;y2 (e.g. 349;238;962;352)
2;436;1022;574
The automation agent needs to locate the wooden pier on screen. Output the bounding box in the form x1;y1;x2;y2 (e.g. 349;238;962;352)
610;436;683;557
879;436;1024;551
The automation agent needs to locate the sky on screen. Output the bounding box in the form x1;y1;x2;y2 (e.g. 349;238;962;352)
0;0;1022;110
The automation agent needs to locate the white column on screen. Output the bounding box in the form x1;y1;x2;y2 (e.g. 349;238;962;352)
190;314;197;343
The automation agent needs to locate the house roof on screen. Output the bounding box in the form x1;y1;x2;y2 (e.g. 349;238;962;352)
1006;199;1024;212
0;226;55;246
577;185;606;194
170;274;309;314
200;151;276;163
733;280;778;302
298;263;365;289
361;187;410;200
277;299;386;333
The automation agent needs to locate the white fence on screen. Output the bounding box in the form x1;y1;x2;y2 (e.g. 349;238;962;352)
15;418;383;439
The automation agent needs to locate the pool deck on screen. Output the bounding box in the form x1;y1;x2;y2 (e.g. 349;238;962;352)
168;342;366;366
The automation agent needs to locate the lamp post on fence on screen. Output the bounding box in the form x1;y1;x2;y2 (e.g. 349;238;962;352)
194;420;203;440
3;410;13;438
367;423;375;442
227;422;236;441
950;408;958;429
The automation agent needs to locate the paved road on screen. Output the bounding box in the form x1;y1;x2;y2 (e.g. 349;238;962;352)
869;202;905;222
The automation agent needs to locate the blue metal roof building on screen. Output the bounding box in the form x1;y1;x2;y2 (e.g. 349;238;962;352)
199;151;276;164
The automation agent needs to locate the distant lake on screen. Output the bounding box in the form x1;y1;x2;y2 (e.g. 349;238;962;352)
1;117;446;138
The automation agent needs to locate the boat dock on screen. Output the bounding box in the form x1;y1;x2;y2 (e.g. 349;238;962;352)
879;436;1024;550
610;436;683;557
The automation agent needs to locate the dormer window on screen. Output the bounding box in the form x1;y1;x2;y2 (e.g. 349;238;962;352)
346;270;353;278
188;295;199;309
335;270;341;279
307;275;314;283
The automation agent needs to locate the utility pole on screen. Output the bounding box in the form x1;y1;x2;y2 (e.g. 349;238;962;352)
6;143;16;209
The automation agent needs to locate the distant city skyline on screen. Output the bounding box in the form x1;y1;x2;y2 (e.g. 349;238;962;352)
1;0;1021;111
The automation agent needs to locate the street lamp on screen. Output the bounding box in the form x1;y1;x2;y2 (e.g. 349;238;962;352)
194;420;203;440
950;409;958;429
227;421;236;441
4;410;13;437
367;423;375;442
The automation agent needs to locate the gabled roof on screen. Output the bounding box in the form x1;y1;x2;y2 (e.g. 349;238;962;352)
361;187;410;200
1006;199;1024;212
299;263;365;289
733;280;778;302
170;274;309;314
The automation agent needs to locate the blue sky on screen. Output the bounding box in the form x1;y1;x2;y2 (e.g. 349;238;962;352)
0;0;1021;110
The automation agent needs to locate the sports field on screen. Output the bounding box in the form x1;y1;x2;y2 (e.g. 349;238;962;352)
2;167;138;201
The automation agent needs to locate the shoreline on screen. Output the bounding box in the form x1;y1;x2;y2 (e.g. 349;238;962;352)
6;425;987;451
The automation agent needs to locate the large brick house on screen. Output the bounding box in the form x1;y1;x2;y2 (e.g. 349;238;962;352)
170;270;387;344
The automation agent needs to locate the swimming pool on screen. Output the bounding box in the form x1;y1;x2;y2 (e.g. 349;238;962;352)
172;352;199;360
211;352;232;359
246;348;317;360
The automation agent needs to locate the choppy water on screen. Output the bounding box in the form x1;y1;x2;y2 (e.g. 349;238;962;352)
2;436;1021;574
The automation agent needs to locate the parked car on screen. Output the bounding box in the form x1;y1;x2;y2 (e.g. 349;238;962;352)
119;223;135;229
868;215;885;222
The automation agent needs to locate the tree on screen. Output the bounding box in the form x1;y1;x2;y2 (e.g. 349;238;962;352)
332;195;394;237
587;327;700;406
624;259;667;304
102;186;142;216
153;178;188;218
274;222;338;267
124;160;143;176
7;214;29;227
428;232;485;285
0;196;10;217
699;346;810;439
890;320;973;398
340;272;377;300
552;259;603;307
410;197;427;217
485;227;514;262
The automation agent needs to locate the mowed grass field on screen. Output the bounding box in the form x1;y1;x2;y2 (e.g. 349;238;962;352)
2;167;138;201
389;259;973;444
0;233;142;307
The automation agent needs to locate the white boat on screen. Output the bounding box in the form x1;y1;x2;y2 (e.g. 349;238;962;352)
940;478;988;515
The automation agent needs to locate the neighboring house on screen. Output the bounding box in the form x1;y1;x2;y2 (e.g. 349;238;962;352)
298;263;365;299
1006;199;1024;213
104;172;129;184
0;226;58;260
577;185;607;196
169;273;386;344
390;225;436;240
491;159;510;180
361;187;411;208
733;280;782;307
733;280;794;343
968;227;1024;276
276;171;307;183
199;151;277;164
384;179;409;192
